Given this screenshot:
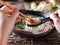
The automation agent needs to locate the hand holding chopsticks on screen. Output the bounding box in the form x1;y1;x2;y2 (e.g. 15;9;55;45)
0;0;35;24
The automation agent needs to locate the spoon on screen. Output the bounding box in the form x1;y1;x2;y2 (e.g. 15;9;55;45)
27;17;51;27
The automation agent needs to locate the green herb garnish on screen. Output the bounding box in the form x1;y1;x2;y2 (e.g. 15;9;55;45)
16;20;26;29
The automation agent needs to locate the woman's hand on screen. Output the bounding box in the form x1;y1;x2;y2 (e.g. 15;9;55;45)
50;10;60;33
1;5;20;37
0;5;20;45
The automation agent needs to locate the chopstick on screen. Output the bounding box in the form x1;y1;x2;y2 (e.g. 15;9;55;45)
19;12;35;23
0;1;14;10
0;0;35;23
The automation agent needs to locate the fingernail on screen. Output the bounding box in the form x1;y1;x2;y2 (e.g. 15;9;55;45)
8;9;14;13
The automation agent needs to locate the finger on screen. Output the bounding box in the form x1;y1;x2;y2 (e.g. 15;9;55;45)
0;5;14;14
10;8;20;20
50;11;59;22
5;2;15;10
8;9;14;14
57;10;60;18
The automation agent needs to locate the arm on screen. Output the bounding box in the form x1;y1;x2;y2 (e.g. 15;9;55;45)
0;5;20;45
0;13;8;45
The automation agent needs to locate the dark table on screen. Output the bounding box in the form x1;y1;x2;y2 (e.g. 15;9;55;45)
8;28;60;45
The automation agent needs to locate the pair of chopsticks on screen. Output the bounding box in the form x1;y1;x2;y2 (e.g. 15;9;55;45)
0;0;35;24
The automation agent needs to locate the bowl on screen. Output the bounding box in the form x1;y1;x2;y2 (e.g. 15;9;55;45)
13;10;55;38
